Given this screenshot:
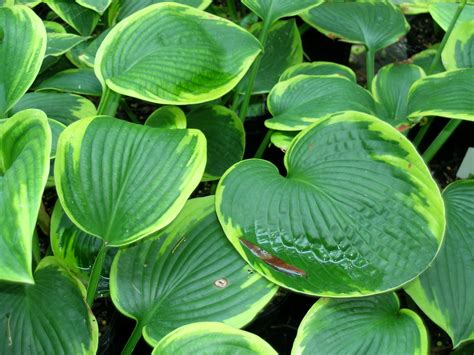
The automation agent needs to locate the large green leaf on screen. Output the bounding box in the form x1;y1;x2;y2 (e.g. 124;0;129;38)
187;105;245;181
153;322;277;355
44;0;99;36
111;197;277;345
442;20;474;70
280;61;356;82
36;69;102;96
145;106;187;129
407;68;474;121
301;1;409;52
265;75;376;131
405;180;474;348
292;293;428;355
216;111;445;297
242;0;321;24
239;20;303;94
429;3;474;31
0;109;51;283
95;3;261;105
0;257;98;354
75;0;112;14
372;63;425;127
10;92;97;125
0;5;46;117
55;116;206;246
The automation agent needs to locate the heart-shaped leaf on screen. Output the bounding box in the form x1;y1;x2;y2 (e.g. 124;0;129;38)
153;322;277;355
292;293;428;355
405;180;474;348
145;106;187;129
95;3;261;105
55;116;206;246
242;0;321;24
0;109;51;283
216;111;445;296
10;92;97;125
429;3;474;31
36;69;102;96
301;1;409;52
265;75;376;131
442;20;474;70
0;5;46;117
280;61;356;82
372;63;425;127
407;68;474;121
75;0;112;14
0;257;98;353
187;105;245;181
44;0;99;36
111;197;277;345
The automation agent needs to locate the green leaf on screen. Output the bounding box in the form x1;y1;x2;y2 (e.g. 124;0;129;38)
153;322;277;355
411;46;445;74
301;1;409;52
216;111;445;297
111;197;277;345
239;20;303;94
265;75;376;131
270;131;297;152
372;63;425;127
292;293;428;355
48;118;66;159
280;61;356;82
0;5;46;117
392;0;430;15
44;0;99;36
55;116;206;246
242;0;321;24
0;257;98;354
0;109;51;284
405;180;474;348
187;105;245;181
429;3;474;32
75;0;112;14
36;69;102;96
15;0;41;6
407;68;474;121
10;92;97;125
95;3;261;105
145;106;187;129
45;32;88;57
442;20;474;70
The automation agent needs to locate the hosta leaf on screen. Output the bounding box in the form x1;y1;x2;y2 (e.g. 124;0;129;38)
411;46;445;74
239;20;303;94
111;197;277;345
270;131;297;152
55;116;206;246
48;118;66;159
75;0;112;14
0;5;46;117
242;0;321;24
372;63;425;127
145;106;187;129
265;75;376;131
292;293;428;355
405;180;474;348
392;0;430;15
442;20;474;70
15;0;42;6
301;1;409;52
36;69;102;96
280;61;356;82
153;322;277;355
407;68;474;121
45;32;87;57
429;3;474;31
10;92;97;125
0;257;98;354
0;109;51;283
216;111;445;296
95;3;261;105
187;105;245;181
44;0;99;36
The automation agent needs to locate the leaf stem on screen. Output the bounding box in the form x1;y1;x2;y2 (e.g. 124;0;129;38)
97;87;121;117
86;243;108;306
122;321;144;355
428;0;467;75
227;0;238;21
238;16;273;122
365;47;375;90
422;119;461;163
254;129;273;158
412;119;432;147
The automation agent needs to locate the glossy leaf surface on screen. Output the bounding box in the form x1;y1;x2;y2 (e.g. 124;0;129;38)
280;61;356;82
36;69;102;96
96;3;261;105
292;293;428;355
55;116;206;246
242;0;321;24
442;20;474;70
111;197;277;345
0;110;51;283
406;180;474;348
44;0;99;36
217;111;445;296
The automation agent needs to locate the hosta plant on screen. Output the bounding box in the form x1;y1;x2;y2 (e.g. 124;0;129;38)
0;0;473;354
